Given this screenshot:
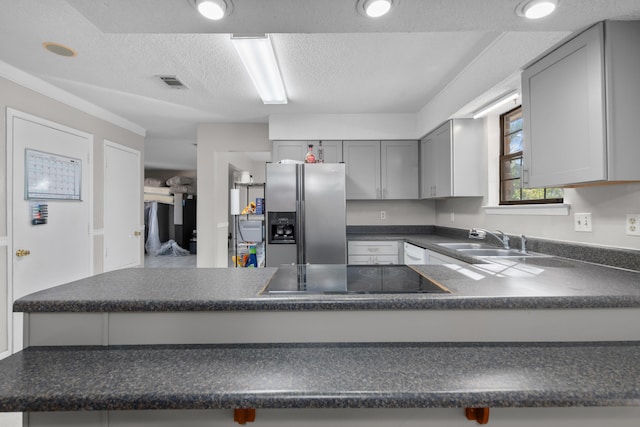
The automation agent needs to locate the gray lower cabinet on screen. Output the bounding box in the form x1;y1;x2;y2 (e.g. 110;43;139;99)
344;140;419;200
272;140;343;163
420;119;483;199
522;20;640;187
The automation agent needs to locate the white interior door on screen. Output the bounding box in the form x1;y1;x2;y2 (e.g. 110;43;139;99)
8;110;93;353
104;141;142;271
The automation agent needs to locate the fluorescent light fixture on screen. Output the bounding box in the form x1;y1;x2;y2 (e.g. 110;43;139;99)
193;0;230;20
472;91;519;119
231;35;288;104
356;0;394;18
516;0;558;19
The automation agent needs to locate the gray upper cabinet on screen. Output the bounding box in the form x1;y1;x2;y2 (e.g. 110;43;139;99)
318;140;343;163
272;140;343;163
381;140;419;199
420;119;483;199
272;140;308;162
522;21;640;187
344;140;381;199
344;140;419;200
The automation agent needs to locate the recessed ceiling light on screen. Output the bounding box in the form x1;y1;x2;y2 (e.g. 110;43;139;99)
516;0;558;19
42;42;77;57
192;0;232;20
357;0;395;18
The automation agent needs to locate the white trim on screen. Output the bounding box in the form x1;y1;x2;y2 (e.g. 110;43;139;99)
483;203;570;216
1;232;8;360
0;60;146;137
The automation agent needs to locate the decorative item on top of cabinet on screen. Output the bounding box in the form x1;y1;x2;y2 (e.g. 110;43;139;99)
344;140;419;200
522;21;640;187
420;119;484;199
272;140;343;163
348;240;400;264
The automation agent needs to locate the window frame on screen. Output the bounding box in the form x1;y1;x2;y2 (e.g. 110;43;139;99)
499;106;563;205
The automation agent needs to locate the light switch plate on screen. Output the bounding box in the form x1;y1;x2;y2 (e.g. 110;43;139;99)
574;213;592;232
626;214;640;236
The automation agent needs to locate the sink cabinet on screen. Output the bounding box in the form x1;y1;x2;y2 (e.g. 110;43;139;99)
522;21;640;187
344;140;419;200
404;242;463;265
420;119;484;199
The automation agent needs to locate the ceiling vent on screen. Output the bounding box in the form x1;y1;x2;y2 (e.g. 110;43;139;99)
158;75;188;89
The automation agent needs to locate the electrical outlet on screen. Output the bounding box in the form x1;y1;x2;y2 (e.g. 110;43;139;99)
380;211;386;220
574;213;592;232
626;214;640;236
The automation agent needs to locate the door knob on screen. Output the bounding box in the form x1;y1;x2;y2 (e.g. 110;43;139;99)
133;231;142;236
16;249;31;257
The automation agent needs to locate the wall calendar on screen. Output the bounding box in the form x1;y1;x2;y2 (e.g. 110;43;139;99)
25;149;82;200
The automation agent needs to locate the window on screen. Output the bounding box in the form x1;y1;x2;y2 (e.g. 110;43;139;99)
499;106;563;204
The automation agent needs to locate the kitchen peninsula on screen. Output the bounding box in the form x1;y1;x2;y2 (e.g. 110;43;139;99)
3;232;640;427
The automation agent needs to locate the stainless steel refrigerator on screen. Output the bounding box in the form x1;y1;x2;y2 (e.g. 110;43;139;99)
265;163;346;266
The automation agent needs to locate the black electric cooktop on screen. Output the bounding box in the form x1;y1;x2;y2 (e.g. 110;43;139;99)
264;264;449;294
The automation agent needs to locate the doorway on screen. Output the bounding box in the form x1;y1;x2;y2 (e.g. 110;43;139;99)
104;141;142;271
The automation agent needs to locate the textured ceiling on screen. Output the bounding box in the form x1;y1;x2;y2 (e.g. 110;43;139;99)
2;0;640;169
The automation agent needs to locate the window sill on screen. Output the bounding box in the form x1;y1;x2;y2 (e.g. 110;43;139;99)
483;203;570;216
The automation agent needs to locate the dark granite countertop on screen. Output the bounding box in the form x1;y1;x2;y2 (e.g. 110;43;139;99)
13;253;640;313
1;341;639;412
12;227;640;313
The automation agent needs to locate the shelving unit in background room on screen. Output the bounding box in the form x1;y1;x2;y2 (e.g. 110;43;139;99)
232;182;265;267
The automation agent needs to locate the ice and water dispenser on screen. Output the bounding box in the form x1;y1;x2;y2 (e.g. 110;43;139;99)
268;212;296;244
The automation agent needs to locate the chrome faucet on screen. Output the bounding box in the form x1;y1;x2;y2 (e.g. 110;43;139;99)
469;228;510;249
520;235;528;254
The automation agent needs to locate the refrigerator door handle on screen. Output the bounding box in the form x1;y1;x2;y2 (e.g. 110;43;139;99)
296;165;305;265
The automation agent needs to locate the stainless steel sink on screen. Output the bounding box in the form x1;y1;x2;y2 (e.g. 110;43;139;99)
458;248;535;258
437;242;550;259
437;242;492;250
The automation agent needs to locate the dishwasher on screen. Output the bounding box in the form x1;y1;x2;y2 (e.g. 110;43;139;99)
403;242;427;265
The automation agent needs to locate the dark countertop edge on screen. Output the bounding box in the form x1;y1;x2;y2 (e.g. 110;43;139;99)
13;295;640;313
1;341;639;412
2;394;636;412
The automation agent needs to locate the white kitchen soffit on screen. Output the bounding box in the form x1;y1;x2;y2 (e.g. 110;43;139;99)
231;34;288;104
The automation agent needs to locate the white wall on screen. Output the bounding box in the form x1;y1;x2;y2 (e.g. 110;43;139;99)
197;124;270;268
269;114;418;140
435;115;640;251
347;200;435;226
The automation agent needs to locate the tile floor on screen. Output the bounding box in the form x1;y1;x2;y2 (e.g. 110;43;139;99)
144;254;197;268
